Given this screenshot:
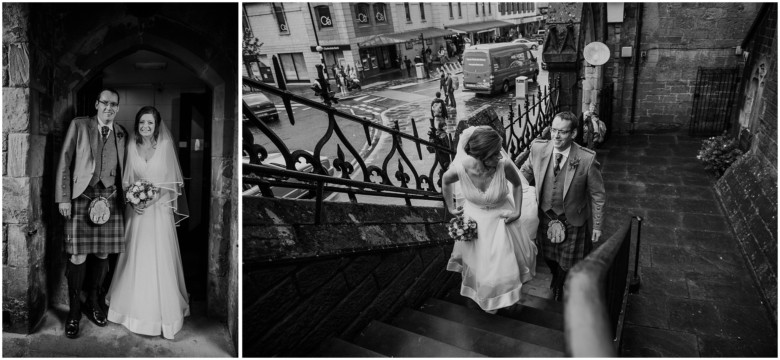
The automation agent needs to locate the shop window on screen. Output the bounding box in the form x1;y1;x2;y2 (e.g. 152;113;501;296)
449;3;453;18
356;3;370;24
272;3;289;34
419;3;426;21
314;5;333;29
278;53;309;81
405;3;411;22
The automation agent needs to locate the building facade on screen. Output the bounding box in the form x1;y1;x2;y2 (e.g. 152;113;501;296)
244;2;547;84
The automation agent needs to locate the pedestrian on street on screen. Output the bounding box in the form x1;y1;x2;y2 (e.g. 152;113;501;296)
404;56;412;77
430;91;448;130
444;73;456;108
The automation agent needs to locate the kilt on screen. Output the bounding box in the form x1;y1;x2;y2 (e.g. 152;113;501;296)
65;185;125;255
537;215;591;271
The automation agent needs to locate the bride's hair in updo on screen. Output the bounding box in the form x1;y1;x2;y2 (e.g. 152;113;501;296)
464;126;502;162
134;106;162;145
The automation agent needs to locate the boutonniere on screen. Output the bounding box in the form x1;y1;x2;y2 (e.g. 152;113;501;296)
116;131;124;140
569;158;580;169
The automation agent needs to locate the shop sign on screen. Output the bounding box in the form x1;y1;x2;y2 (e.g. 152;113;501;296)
310;45;352;52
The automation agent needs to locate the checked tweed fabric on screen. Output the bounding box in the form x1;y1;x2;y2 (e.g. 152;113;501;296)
65;185;125;255
538;216;589;271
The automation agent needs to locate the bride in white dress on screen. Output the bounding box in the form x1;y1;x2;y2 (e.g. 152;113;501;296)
106;106;190;339
443;126;538;313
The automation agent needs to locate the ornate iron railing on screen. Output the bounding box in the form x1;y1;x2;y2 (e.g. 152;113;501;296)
565;216;643;356
503;76;562;164
243;55;454;214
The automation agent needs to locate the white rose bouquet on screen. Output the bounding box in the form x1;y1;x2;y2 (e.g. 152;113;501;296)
125;180;159;207
447;215;478;242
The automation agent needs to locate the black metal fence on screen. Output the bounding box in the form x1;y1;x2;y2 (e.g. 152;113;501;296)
689;67;741;137
503;76;562;164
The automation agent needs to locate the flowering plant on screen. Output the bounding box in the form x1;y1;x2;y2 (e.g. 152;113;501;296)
569;158;580;169
125;180;159;207
448;215;478;241
696;131;743;177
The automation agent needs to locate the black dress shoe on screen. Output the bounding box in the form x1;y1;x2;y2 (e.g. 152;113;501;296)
553;286;564;302
83;301;108;327
65;317;80;338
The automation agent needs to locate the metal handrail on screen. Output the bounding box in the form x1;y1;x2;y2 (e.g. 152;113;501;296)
564;216;641;357
503;76;561;164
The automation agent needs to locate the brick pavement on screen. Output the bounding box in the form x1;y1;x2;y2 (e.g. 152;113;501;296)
598;133;777;357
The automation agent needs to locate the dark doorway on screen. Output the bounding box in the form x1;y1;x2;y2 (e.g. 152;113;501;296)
178;92;212;301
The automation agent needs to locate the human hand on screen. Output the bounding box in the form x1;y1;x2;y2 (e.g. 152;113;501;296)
592;229;602;243
502;211;521;224
133;203;146;215
450;205;464;216
59;203;72;218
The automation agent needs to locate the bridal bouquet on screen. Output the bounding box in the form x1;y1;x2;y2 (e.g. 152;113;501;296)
125;180;159;207
448;215;478;242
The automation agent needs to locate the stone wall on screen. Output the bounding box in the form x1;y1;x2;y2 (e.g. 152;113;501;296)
2;3;57;334
243;197;458;356
715;4;778;322
617;3;761;132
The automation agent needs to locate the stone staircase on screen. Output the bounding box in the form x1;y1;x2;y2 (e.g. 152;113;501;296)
312;259;565;357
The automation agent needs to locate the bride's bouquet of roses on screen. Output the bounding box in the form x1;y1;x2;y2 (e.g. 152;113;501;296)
448;215;478;241
125;180;159;207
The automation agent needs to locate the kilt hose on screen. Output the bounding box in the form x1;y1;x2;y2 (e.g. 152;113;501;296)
65;185;125;255
537;215;592;271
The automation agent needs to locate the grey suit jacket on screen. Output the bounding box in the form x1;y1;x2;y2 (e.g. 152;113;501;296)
55;116;128;202
520;139;606;230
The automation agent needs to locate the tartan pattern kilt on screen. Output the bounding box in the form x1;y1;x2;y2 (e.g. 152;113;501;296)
65;185;125;255
538;216;591;271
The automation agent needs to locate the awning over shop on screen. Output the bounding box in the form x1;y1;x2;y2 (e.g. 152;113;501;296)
446;20;515;34
358;27;457;48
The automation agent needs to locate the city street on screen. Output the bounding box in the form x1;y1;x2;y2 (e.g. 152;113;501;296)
247;46;548;192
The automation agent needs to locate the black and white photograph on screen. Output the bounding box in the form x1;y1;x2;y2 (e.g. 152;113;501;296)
2;3;239;357
243;2;776;357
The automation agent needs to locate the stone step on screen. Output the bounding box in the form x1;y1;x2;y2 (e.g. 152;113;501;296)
390;307;564;357
313;337;386;357
440;289;563;330
419;298;565;352
352;320;486;357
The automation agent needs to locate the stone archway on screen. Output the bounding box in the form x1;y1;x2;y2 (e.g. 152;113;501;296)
2;3;238;344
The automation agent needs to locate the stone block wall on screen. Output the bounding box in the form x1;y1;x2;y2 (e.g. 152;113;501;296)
243;197;458;356
617;3;761;132
2;3;56;334
715;4;778;322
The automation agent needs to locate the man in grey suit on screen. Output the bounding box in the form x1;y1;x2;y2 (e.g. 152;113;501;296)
55;88;128;338
520;111;606;302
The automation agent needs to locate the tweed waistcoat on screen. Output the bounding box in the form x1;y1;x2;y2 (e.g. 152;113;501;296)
540;153;567;215
90;128;119;187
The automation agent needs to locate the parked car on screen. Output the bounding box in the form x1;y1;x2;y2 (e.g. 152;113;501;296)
462;43;539;95
534;29;547;44
511;38;538;50
243;92;279;123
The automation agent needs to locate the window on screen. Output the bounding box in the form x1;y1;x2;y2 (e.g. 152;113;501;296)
314;6;333;29
419;3;425;20
475;2;479;16
404;3;411;21
449;2;453;18
278;53;309;81
272;3;289;34
356;3;370;24
458;3;462;17
522;3;525;12
374;3;387;23
482;3;486;16
488;3;491;14
499;2;504;15
530;3;535;12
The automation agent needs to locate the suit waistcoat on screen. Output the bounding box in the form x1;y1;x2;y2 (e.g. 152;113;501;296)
540;153;567;215
90;129;119;187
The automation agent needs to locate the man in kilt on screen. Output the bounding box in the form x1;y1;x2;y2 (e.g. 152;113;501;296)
55;88;128;338
520;111;606;302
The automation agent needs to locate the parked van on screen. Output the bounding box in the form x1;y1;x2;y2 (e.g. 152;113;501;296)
462;43;538;95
